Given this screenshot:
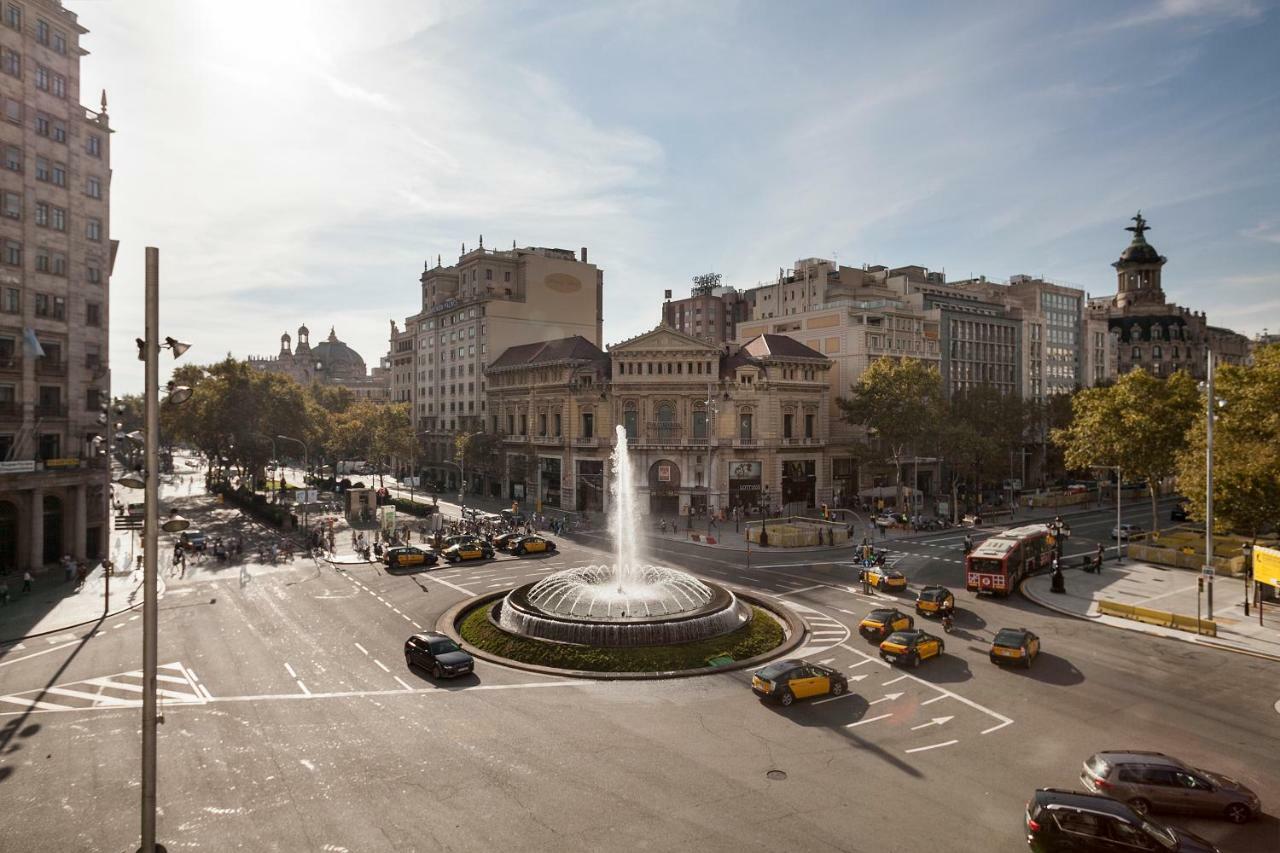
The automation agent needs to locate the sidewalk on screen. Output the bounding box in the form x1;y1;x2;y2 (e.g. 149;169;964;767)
0;563;156;644
1022;560;1280;661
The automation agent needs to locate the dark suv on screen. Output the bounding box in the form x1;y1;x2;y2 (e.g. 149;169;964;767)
1026;788;1219;852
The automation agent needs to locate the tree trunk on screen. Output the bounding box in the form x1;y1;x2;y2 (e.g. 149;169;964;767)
1149;482;1159;535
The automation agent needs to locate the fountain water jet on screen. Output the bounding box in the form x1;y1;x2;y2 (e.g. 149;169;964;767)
497;425;752;647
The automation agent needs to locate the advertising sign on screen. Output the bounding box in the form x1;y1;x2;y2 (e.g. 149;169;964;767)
1255;545;1280;591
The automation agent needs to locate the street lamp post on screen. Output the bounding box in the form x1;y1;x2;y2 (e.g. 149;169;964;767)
1203;349;1220;620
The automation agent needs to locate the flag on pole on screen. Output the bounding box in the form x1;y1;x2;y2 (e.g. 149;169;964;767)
22;327;45;358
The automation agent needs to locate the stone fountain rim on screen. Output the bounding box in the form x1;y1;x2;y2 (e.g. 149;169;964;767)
504;574;735;625
437;589;809;681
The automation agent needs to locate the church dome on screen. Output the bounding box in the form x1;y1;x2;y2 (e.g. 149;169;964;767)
1118;241;1163;264
313;330;367;380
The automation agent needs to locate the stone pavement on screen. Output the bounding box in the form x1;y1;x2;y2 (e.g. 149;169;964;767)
1022;559;1280;661
0;563;155;643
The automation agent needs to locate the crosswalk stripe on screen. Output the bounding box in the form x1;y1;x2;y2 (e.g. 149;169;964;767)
45;686;137;706
80;679;201;701
0;694;67;711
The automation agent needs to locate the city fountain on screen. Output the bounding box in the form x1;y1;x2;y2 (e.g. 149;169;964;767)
497;425;753;647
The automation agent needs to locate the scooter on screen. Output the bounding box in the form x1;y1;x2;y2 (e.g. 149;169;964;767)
941;611;955;633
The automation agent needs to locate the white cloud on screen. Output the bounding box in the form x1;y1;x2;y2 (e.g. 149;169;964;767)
1242;222;1280;244
1102;0;1262;31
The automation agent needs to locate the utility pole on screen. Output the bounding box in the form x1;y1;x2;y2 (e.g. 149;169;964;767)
1204;348;1215;620
140;247;161;853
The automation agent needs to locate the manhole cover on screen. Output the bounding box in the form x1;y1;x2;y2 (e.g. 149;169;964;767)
766;769;787;781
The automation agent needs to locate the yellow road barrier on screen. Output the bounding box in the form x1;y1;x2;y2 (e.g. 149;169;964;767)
1098;599;1216;637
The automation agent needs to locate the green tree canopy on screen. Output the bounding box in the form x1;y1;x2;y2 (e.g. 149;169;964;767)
1053;368;1198;532
1175;344;1280;541
837;357;943;509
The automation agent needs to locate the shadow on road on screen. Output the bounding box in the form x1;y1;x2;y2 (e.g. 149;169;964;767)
760;694;924;778
403;663;481;691
906;653;973;684
998;651;1085;686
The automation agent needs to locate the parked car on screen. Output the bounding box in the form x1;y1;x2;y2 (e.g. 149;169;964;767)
1026;788;1220;852
492;531;524;552
403;632;474;679
751;659;849;707
511;535;556;556
1171;502;1190;522
1080;750;1261;824
1110;524;1143;541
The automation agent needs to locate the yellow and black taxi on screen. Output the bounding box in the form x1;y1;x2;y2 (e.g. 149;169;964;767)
915;584;955;618
858;607;914;641
751;659;849;707
860;565;908;591
511;534;557;556
384;545;438;570
879;629;945;667
442;537;495;563
990;627;1039;668
493;531;524;552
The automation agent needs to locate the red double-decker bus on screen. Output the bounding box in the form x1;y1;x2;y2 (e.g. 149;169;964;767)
965;524;1054;597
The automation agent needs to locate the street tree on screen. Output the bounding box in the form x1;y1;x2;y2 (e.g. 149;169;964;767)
939;384;1027;512
1053;368;1198;533
1175;344;1280;542
837;357;943;511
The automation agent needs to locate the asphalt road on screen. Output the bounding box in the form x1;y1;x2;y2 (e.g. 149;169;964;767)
1;491;1276;853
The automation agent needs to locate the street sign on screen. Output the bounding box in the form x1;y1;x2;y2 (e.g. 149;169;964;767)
1201;566;1215;578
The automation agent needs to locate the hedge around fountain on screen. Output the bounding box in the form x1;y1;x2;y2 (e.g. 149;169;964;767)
456;599;786;675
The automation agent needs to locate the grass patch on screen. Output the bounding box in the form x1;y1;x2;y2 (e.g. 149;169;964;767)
459;603;786;673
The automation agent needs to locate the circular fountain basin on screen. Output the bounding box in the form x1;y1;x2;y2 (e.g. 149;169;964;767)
498;564;752;647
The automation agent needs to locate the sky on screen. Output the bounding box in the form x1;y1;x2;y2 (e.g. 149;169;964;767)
71;0;1280;394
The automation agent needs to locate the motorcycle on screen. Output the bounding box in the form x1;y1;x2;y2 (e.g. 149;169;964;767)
941;613;954;634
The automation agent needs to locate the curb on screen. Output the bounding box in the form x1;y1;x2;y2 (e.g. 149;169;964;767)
437;589;809;680
577;529;854;556
1018;577;1280;664
0;573;165;646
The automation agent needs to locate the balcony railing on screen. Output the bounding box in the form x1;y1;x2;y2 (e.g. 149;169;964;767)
644;422;682;445
0;355;20;373
573;436;599;447
504;434;529;443
35;402;68;417
735;437;759;446
36;359;66;377
532;435;564;446
781;437;824;446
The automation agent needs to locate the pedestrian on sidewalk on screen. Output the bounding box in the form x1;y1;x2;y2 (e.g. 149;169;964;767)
63;555;74;583
0;579;9;605
22;569;33;593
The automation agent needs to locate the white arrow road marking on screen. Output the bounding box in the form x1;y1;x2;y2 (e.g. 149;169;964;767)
868;692;903;705
905;739;959;753
846;713;893;728
911;716;955;730
882;675;908;686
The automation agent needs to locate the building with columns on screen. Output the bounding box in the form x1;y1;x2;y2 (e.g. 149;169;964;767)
0;1;113;571
485;327;833;519
248;325;389;402
1087;213;1249;379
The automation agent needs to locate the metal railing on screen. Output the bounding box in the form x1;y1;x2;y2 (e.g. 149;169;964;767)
36;359;66;376
35;402;68;416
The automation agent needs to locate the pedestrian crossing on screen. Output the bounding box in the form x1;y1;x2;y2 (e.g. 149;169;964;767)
0;662;206;714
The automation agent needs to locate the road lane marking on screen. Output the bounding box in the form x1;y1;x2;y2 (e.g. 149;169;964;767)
779;584;826;596
373;659;390;673
921;695;948;706
818;658;835;665
394;676;413;691
284;662;298;678
904;739;958;753
868;692;903;705
296;680;311;696
354;643;368;656
911;716;954;730
845;713;892;728
0;639;84;668
882;675;908;686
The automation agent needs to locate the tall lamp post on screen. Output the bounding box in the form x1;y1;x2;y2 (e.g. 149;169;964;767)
701;383;719;532
1200;350;1226;620
135;247;193;853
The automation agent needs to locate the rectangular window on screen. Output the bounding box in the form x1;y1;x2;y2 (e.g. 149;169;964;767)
51;120;64;143
34;113;50;136
2;288;18;312
35;201;48;226
52;295;65;317
51;252;66;276
51;74;65;98
581;412;594;438
1;191;18;219
53;31;66;54
86;176;101;199
86;135;100;157
36;18;49;45
5;4;20;30
4;145;19;171
86;302;100;326
52;163;65;186
86;265;100;284
805;413;815;439
86;218;101;241
1;47;18;77
782;413;793;439
2;240;19;266
34;65;48;91
692;410;707;439
538;414;547;436
739;413;753;440
35;292;49;315
554;413;561;436
51;206;65;231
623;410;637;439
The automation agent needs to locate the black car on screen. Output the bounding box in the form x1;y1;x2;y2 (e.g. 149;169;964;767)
404;632;474;679
1171;502;1190;522
1026;788;1220;852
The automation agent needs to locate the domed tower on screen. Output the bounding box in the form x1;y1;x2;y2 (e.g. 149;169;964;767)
1112;211;1167;309
279;331;291;355
295;324;312;355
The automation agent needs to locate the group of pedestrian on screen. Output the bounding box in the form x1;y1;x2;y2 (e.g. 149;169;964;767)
0;569;34;605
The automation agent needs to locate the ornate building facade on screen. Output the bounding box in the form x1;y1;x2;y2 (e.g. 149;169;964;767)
249;325;389;401
486;327;833;518
1088;213;1249;379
